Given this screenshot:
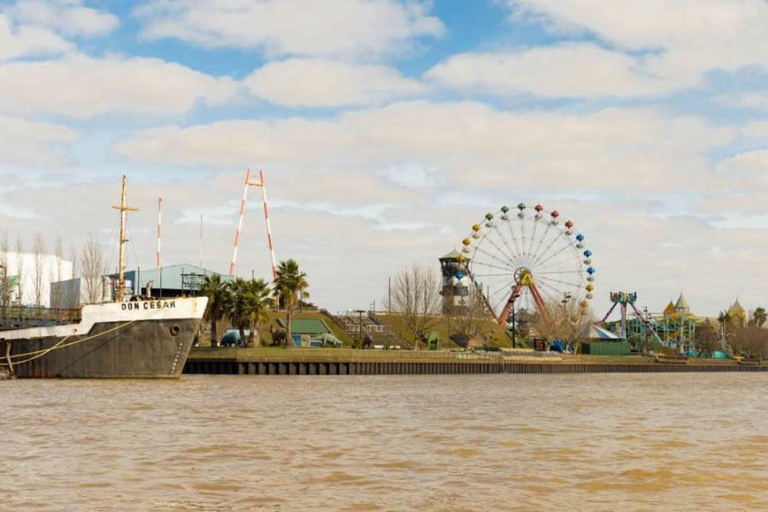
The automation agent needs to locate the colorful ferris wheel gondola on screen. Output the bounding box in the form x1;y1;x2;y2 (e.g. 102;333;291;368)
461;203;595;325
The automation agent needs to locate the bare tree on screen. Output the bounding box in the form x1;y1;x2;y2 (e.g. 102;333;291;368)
730;325;768;359
388;264;442;350
0;231;10;325
446;283;494;349
532;297;594;350
81;234;105;304
693;320;721;356
69;244;78;279
32;233;46;307
14;233;25;307
50;236;64;309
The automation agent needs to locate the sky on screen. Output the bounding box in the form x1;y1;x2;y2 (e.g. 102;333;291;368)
2;0;768;317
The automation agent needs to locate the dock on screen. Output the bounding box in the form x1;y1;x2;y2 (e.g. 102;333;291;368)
184;349;768;376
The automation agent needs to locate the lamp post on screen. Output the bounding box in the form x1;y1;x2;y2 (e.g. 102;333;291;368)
510;289;521;348
355;309;366;349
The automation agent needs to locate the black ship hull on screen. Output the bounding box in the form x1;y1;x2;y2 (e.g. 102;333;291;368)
1;297;207;379
7;318;200;378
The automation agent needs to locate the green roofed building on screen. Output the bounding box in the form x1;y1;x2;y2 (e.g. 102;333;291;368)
276;317;332;346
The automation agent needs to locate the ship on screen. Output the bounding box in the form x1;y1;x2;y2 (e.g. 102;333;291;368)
0;176;207;378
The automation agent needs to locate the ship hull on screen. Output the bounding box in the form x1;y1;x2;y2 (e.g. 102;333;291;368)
1;297;207;379
8;318;199;378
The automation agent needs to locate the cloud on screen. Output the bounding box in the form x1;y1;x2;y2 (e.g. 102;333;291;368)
431;0;768;99
426;43;694;98
0;53;238;119
114;101;733;193
244;58;428;107
0;13;71;61
0;115;78;165
5;0;119;37
134;0;444;60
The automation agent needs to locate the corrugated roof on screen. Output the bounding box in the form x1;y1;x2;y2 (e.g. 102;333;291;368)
110;263;231;292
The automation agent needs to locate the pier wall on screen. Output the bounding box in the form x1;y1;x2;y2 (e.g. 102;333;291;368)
184;358;768;376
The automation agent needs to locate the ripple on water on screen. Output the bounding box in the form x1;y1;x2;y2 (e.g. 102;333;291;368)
2;373;768;511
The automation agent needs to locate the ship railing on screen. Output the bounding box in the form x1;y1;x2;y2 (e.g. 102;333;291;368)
0;305;82;328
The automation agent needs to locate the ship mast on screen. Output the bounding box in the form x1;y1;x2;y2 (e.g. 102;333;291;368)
113;175;138;302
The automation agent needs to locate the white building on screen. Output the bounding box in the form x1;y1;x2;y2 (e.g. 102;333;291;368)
0;252;74;308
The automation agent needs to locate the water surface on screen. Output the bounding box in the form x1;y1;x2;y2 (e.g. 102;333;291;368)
2;374;767;510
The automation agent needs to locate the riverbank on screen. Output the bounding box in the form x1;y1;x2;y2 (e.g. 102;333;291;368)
184;348;765;375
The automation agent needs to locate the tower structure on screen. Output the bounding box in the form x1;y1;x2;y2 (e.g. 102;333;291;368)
728;298;747;328
439;250;471;315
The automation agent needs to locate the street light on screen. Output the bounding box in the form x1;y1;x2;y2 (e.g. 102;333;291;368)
510;289;521;348
354;309;366;349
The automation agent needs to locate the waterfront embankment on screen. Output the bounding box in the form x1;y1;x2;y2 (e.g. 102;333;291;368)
184;348;766;375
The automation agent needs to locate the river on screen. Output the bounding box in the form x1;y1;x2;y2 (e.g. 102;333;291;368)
2;373;767;511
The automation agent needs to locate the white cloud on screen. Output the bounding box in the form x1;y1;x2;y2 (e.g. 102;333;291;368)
0;115;78;165
433;0;768;99
244;58;428;107
114;101;733;193
0;13;71;61
6;0;119;37
426;43;695;98
0;53;238;119
716;149;768;192
134;0;444;60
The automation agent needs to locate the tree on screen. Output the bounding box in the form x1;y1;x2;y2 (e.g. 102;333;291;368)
81;233;105;304
50;236;64;309
273;259;309;348
246;278;271;346
199;274;229;347
32;233;45;307
388;264;442;350
693;320;720;356
532;297;594;350
225;277;252;346
446;283;493;349
730;324;768;359
14;233;24;307
752;307;767;328
0;231;10;325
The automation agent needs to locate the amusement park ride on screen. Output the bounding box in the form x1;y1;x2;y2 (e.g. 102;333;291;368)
458;203;596;325
601;291;663;344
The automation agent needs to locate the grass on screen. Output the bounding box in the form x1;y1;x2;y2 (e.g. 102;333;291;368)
376;313;514;349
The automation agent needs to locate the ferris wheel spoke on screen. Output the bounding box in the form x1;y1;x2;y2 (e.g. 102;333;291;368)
536;274;583;290
536;269;584;276
527;216;540;261
529;221;553;266
474;245;517;272
471;260;516;273
533;241;577;269
536;253;582;274
490;225;526;268
487;277;517;303
484;228;523;269
519;215;528;263
472;272;515;278
530;230;567;268
504;220;524;264
534;280;559;303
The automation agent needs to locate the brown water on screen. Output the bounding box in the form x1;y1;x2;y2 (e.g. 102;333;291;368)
2;374;767;511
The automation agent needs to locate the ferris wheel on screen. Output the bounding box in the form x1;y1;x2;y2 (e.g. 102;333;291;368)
461;203;595;325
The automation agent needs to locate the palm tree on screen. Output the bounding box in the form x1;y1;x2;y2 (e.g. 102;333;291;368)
246;278;272;346
226;277;253;346
753;307;767;328
199;274;229;347
273;259;309;347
